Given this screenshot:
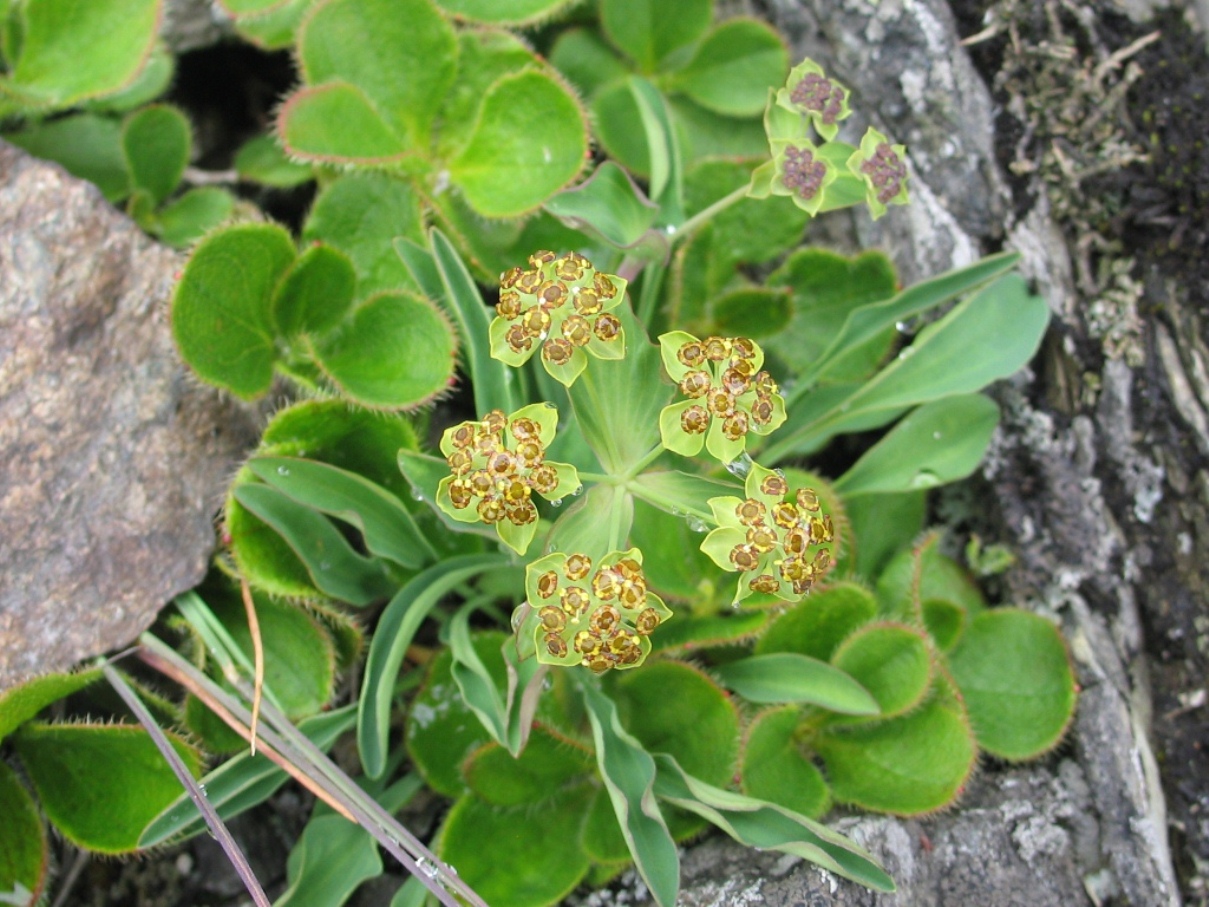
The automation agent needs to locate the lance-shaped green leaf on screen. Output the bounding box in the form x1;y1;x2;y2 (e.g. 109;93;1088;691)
122;103;190;206
673;18;788;117
248;457;434;569
142;706;356;846
439;785;593;907
712;653;879;715
3;113;128;201
629;470;739;524
171;223;296;399
795;251;1021;390
426;228;517;416
836;394;1000;496
271;244;357;337
829;623;932;721
0;669;102;742
767;273;1049;460
3;0;160;108
652;755;895;892
285;0;456;157
310;291;456;410
0;760;47;905
544;161;660;250
740;705;830;819
756;583;879;662
449;68;588;218
946;609;1077;760
233;483;396;605
599;0;711;72
359;555;507;778
581;682;680;907
14;722;201;854
814;693;977;816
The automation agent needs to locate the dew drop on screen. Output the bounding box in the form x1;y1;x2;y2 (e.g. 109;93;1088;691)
276;466;290;476
932;431;942;440
897;346;915;360
572;485;585;497
910;470;941;489
197;783;208;798
416;857;441;879
686;515;708;533
725;451;754;478
410;487;426;502
549;498;563;508
320;561;331;571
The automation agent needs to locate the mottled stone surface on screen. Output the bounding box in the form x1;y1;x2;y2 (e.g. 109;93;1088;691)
163;0;233;54
0;142;258;691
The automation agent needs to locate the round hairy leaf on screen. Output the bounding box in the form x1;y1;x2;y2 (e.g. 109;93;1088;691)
302;171;423;297
709;287;793;339
436;30;537;160
842;491;926;581
922;597;966;651
272;243;357;336
8;0;159;107
3;113;128;201
756;582;878;662
297;0;456;149
171;222;296;399
651;611;770;653
121;103;190;205
157;187;235;248
608;660;739;787
830;622;932;720
674;18;788;117
946;609;1077;760
0;761;47;905
599;0;711;72
85;44;174;113
591;79;652;177
548;27;629;99
234;133;314;187
14;723;201;854
232;0;311;49
407;635;505;797
449;69;588;218
433;0;577;26
0;668;102;742
218;0;294;13
580;786;631;864
740;706;830;819
463;725;594;806
438;785;592;907
277;82;408;162
875;534;985;619
310;291;455;410
815;696;976;816
765;249;897;380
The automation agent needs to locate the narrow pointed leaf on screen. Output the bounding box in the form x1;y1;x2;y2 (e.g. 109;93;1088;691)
712;653;879;714
544;161;660;250
0;760;48;905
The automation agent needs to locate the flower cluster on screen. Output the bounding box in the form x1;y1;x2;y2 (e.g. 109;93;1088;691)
658;331;787;464
522;549;672;673
847;128;909;219
435;404;579;555
489;250;627;386
777;59;851;141
701;464;835;605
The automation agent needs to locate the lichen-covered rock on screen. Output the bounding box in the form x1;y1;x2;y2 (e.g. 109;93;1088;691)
0;142;258;691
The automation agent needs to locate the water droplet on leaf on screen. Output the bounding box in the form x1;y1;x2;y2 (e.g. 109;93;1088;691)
276;466;290;476
725;452;754;478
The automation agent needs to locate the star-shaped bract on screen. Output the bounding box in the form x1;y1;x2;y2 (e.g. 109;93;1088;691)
700;463;836;605
775;59;852;142
523;548;672;673
489;250;627;387
658;332;787;465
436;403;580;555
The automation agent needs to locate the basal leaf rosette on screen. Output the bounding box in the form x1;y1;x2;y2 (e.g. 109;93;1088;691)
436;404;580;555
523;548;672;673
658;332;787;464
701;464;836;606
847;128;909;220
489;250;628;387
775;58;852;141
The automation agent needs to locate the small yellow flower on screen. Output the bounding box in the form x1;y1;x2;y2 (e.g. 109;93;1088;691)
435;403;579;555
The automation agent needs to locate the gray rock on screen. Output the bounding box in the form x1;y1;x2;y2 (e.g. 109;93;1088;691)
0;142;258;691
163;0;233;55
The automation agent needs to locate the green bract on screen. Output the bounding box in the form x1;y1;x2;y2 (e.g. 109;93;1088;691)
847;128;910;220
435;404;580;555
700;463;836;605
658;332;787;463
520;548;673;672
489;251;629;386
775;58;852;141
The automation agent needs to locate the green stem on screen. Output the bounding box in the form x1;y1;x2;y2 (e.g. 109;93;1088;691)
674;183;751;244
624;444;666;480
635;259;667;327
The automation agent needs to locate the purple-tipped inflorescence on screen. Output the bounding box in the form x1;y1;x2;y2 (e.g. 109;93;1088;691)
791;72;846;126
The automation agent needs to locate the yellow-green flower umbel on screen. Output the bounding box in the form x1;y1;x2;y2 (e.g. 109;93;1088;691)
847;127;909;219
520;548;672;673
701;463;835;605
490;250;627;386
436;404;579;555
658;332;787;464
